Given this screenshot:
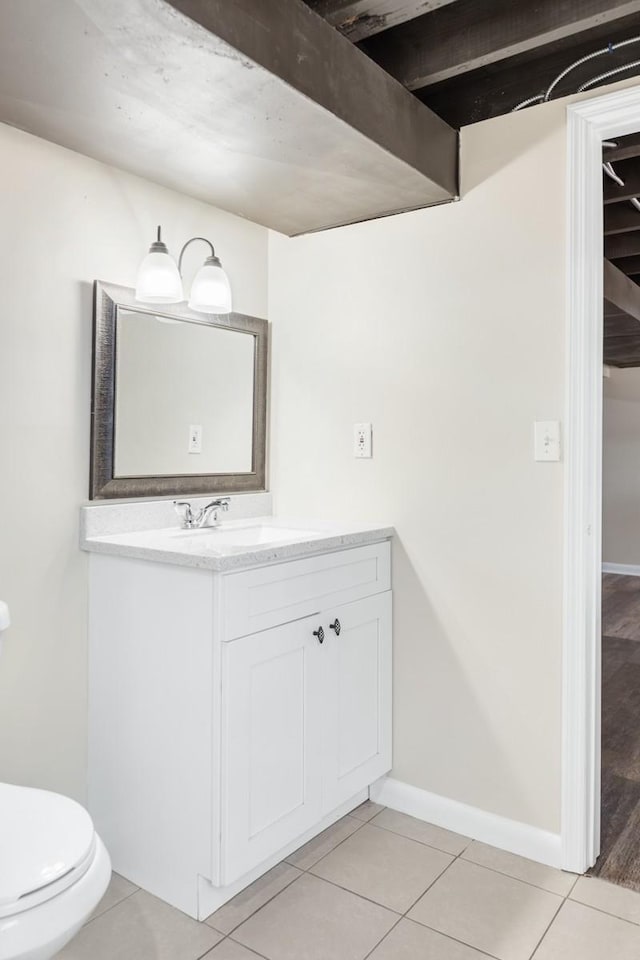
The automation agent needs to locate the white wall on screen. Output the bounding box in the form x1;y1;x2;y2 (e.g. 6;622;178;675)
269;102;567;833
2;80;632;833
603;368;640;566
0;123;268;801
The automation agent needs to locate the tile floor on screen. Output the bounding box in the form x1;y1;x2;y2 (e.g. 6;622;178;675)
57;801;640;960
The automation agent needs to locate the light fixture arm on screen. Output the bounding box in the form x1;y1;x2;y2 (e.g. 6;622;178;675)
177;237;218;275
136;226;231;313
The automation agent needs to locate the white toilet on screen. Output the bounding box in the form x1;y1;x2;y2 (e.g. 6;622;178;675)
0;602;111;960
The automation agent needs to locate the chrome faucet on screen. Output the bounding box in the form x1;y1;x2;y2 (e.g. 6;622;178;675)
173;498;231;530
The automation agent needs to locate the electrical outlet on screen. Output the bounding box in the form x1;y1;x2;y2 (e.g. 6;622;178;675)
188;424;203;454
354;422;372;458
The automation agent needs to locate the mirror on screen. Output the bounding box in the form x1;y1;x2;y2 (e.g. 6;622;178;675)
90;281;267;500
114;310;255;477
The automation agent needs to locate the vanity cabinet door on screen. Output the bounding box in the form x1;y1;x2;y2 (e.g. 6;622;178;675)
221;615;324;884
322;592;392;813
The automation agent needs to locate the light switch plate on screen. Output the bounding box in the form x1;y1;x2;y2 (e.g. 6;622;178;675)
354;423;372;458
534;421;561;461
188;424;203;454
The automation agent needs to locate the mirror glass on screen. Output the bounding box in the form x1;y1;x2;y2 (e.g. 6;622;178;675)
91;282;267;500
113;309;255;478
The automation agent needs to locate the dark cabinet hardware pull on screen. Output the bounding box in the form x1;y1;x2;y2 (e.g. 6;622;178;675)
313;626;325;644
329;619;341;636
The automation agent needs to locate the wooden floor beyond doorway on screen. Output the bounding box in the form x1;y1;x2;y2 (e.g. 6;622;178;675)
591;573;640;890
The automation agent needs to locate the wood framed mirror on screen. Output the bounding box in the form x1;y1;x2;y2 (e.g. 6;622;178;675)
90;281;267;500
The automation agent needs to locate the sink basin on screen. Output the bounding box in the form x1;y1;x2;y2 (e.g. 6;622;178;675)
172;523;323;549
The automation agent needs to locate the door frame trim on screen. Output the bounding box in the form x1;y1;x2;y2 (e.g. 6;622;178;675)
563;83;640;872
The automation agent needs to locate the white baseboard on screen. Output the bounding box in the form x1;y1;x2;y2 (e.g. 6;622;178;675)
370;777;562;869
602;562;640;577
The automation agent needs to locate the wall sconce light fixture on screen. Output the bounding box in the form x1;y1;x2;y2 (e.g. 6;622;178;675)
135;226;232;315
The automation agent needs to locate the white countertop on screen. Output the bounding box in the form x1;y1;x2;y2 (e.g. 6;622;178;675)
81;516;394;572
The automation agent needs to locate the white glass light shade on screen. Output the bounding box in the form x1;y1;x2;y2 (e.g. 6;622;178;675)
188;258;232;314
135;250;183;304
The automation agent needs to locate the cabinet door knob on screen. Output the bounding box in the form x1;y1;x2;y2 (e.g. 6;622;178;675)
329;619;341;636
313;626;325;644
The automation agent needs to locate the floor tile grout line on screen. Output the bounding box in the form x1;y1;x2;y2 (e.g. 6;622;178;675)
205;806;372;935
300;819;458;915
399;845;542;960
230;883;504;960
394;841;507;959
195;936;244;960
400;846;464;917
566;894;640;928
304;831;458;926
343;811;578;900
367;815;471;859
302;815;461;898
394;846;563;960
453;859;568;902
220;855;640;957
458;855;577;899
214;815;396;942
96;812;640;959
443;847;575;901
360;915;404;960
301;871;405;915
203;804;601;957
285;814;567;922
565;873;580;898
350;801;385;824
351;804;504;960
85;884;140;926
527;894;565;960
225;933;271;960
367;805;583;896
205;866;304;937
284;811;369;870
400;916;505;960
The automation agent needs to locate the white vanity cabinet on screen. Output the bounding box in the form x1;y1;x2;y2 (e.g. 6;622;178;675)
320;593;392;813
88;537;392;920
222;613;325;883
222;591;392;883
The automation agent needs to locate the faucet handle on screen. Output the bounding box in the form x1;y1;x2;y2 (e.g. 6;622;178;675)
173;500;194;529
203;497;230;513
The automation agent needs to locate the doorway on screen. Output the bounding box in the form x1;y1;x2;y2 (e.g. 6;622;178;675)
564;85;640;877
593;314;640;888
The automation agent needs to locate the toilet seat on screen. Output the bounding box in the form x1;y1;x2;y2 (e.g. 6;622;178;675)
0;783;95;918
0;834;111;960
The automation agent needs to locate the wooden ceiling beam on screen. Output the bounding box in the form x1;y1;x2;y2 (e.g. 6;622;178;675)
603;311;640;331
603;334;640;343
604;348;640;362
359;0;640;91
604;161;640;204
161;0;459;230
605;148;640;313
606;232;640;258
611;254;640;274
604;133;640;161
604;203;640;235
418;17;640;127
304;0;458;41
604;258;640;323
